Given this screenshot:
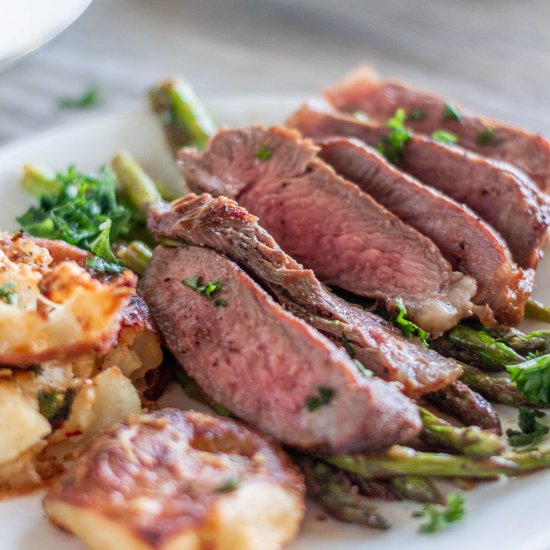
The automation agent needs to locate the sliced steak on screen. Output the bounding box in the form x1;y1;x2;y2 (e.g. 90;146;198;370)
327;66;550;190
141;245;420;453
179;126;476;335
288;102;548;271
148;193;463;398
317;137;533;326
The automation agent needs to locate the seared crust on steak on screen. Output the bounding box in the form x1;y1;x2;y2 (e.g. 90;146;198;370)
317;137;533;326
148;194;463;398
141;245;421;453
178;126;476;334
44;409;305;550
327;66;550;190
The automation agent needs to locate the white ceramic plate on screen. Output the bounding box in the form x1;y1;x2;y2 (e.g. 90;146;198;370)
0;97;549;550
0;0;92;68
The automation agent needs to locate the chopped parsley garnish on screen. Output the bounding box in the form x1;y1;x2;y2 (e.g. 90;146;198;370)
215;476;240;493
507;354;550;407
341;333;355;357
414;493;465;534
506;407;549;448
392;298;430;346
353;359;373;377
408;109;425;121
340;333;373;376
0;281;17;305
431;130;458;144
352;110;369;122
306;386;334;412
58;86;101;110
443;102;461;121
477;126;495;145
183;276;225;302
377;108;411;164
38;389;74;430
256;145;272;161
85;256;124;274
17;165;133;273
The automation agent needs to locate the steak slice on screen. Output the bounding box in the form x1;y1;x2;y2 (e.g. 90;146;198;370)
327;66;550;190
179;126;476;335
148;193;463;398
141;245;420;453
288;102;548;271
317;137;533;326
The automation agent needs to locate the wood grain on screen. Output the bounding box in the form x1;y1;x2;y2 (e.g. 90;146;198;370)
0;0;547;143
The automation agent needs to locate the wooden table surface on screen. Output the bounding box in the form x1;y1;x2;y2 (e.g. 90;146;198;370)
0;0;548;144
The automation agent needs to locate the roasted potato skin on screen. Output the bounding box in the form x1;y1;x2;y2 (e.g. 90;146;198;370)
45;409;305;550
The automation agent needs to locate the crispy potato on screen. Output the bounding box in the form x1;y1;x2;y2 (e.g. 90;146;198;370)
101;327;163;381
51;367;142;443
0;382;51;464
45;409;305;550
0;233;136;365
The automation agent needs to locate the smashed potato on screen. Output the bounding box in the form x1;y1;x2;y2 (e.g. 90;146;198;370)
0;234;163;494
45;409;305;550
0;232;136;365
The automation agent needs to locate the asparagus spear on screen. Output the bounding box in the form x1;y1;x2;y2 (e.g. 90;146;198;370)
111;151;163;220
118;241;152;275
419;407;504;458
390;476;443;504
20;163;61;197
328;445;550;479
173;369;233;417
495;328;550;356
525;299;550;323
297;456;390;529
460;364;531;407
443;325;524;371
427;381;502;433
149;78;217;154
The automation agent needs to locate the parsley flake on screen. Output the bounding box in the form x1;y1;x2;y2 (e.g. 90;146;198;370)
432;130;458;144
306;386;334;412
58;86;101;110
414;493;465;534
353;110;369;122
256;145;272;161
408;109;425;121
392;298;430;346
216;476;240;493
38;389;74;430
183;276;224;301
353;359;373;377
506;407;549;448
443;102;461;121
341;333;355;358
507;354;550;407
377;108;411;164
477;126;495;145
0;281;17;305
16;165;134;271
